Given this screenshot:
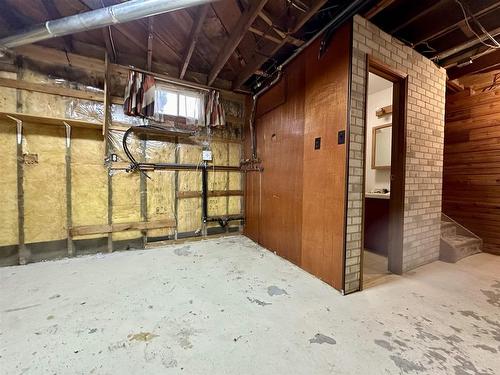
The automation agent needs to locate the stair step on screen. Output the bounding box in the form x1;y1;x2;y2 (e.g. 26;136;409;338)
440;234;482;263
441;221;456;236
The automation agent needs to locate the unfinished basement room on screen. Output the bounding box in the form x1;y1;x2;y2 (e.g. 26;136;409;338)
0;0;499;374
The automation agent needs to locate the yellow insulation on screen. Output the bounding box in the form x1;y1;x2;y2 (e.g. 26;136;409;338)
23;123;67;243
0;71;17;112
112;172;141;241
178;143;202;233
71;128;107;240
146;140;176;237
0;122;18;246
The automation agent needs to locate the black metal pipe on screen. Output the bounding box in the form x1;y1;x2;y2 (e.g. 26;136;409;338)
201;161;208;223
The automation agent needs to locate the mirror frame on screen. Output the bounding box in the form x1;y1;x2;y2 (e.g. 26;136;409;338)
371;123;392;170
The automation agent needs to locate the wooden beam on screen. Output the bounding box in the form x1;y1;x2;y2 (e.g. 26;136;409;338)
0;77;105;102
256;11;304;46
447;50;500;80
207;0;268;85
390;0;447;34
363;0;396;19
414;2;500;46
180;5;209;80
233;0;327;89
177;190;244;199
249;26;304;47
70;219;177;237
13;45;246;99
147;18;154;71
41;0;74;52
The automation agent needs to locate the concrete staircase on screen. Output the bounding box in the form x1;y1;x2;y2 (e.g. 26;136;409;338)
440;214;482;263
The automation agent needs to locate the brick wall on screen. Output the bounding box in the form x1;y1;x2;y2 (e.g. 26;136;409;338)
345;15;446;293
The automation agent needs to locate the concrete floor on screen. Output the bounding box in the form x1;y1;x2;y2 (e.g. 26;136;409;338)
1;235;499;375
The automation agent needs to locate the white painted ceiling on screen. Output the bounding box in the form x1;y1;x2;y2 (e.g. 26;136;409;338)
368;72;393;94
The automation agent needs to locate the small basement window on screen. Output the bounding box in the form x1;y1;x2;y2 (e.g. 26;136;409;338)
155;84;205;125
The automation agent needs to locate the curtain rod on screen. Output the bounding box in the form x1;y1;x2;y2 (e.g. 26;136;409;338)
128;66;211;92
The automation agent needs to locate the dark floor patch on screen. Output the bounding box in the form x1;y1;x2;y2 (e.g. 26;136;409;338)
49;294;61;299
481;289;500;307
88;328;98;334
174;246;192;256
4;303;41;313
309;333;336;345
474;344;497;353
246;297;271;306
453;355;493;375
46;315;54;320
393;339;409;349
267;286;288;296
374;339;394;351
459;310;481;321
390;355;425;373
427;349;447;363
450;326;463;334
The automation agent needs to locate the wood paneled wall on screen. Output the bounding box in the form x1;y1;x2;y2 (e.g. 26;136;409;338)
244;23;351;290
443;88;500;255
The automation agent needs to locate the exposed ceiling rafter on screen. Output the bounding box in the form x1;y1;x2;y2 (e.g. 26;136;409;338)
207;0;268;86
233;0;328;89
180;4;209;79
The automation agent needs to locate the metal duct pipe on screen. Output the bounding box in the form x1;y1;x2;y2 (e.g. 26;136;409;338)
0;0;216;49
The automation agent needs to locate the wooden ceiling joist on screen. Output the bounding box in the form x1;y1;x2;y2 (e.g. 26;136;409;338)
363;0;396;19
390;0;447;34
233;0;328;89
207;0;268;86
413;2;500;46
180;4;209;80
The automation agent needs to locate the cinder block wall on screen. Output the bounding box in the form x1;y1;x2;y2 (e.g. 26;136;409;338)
345;15;447;293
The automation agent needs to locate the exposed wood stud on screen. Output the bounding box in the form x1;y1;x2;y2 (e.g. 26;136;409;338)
64;122;74;257
103;52;113;253
180;4;209;80
174;136;179;240
207;0;268;86
140;138;148;248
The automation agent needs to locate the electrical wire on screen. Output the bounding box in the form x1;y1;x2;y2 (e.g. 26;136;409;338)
455;0;500;49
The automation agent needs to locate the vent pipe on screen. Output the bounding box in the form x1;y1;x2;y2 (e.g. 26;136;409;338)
0;0;216;49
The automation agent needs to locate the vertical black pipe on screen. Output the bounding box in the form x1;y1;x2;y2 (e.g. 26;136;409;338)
201;161;208;223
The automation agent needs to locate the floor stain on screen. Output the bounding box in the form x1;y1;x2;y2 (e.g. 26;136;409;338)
390;355;426;373
309;333;336;345
374;339;394;351
49;294;61;300
176;328;195;349
474;344;497;353
246;297;271;306
46;315;54;320
174;246;191;256
267;285;288;296
481;289;500;307
128;332;158;342
4;304;41;313
459;310;481;321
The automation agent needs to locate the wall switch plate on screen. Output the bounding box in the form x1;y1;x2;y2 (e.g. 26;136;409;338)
338;130;345;144
202;150;213;161
314;137;321;150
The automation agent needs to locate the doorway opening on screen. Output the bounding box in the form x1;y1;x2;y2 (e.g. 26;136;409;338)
362;58;407;289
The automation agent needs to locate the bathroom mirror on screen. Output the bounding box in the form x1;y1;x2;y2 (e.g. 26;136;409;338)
372;124;392;169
